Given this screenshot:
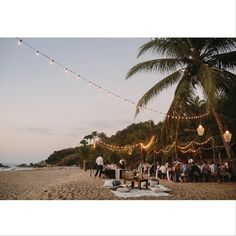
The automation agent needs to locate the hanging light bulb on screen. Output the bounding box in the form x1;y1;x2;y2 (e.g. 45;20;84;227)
197;124;205;136
36;50;39;56
76;75;80;80
65;68;68;73
223;130;232;143
50;59;54;65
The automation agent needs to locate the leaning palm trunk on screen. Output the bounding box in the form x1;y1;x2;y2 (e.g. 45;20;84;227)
174;118;180;161
213;110;236;175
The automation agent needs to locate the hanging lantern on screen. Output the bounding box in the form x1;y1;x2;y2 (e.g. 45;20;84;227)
223;130;232;143
197;124;205;136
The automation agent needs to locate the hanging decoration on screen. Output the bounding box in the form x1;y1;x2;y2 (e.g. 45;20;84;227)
177;136;213;150
16;38;209;120
96;136;155;154
154;142;176;155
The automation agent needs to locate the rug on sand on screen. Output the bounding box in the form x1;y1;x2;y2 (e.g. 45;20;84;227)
111;189;170;198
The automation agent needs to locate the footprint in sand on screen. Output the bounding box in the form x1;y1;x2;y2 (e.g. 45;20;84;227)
47;192;53;199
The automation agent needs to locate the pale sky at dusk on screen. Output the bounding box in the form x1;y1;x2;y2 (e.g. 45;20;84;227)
0;38;175;164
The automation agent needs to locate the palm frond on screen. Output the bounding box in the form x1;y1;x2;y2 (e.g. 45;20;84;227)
198;64;218;109
212;51;236;70
206;38;236;55
169;75;195;111
126;58;183;79
137;38;192;59
134;69;184;116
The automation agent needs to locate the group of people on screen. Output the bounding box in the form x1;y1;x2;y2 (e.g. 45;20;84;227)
94;154;233;183
154;160;233;183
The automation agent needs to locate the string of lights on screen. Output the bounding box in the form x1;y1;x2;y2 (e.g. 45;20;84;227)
96;135;155;154
154;142;176;155
140;136;155;149
97;142;133;154
179;140;235;153
201;146;213;151
16;38;209;120
154;136;214;155
178;136;213;150
180;148;200;154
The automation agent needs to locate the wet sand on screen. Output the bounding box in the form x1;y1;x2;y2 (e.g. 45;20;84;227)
0;167;235;200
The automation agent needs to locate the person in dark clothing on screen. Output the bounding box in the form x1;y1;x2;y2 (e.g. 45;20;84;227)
119;160;125;169
190;162;200;182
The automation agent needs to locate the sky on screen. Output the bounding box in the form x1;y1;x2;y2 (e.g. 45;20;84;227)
0;38;175;164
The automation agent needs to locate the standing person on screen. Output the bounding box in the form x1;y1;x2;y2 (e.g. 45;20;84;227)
156;162;161;179
159;163;167;179
202;161;210;182
119;159;125;169
95;154;104;178
209;161;217;181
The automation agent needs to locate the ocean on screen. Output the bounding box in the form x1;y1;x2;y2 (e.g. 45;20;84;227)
0;163;35;172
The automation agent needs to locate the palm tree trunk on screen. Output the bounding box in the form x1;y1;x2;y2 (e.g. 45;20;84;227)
175;118;180;161
213;110;236;175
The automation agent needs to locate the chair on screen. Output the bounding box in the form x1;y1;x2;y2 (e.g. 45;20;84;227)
210;172;217;182
192;172;200;182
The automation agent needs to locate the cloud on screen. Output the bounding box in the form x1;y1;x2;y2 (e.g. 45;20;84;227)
17;118;132;138
17;126;89;138
18;127;56;135
62;129;88;137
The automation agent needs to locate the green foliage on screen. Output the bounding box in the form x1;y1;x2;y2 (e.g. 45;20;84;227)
44;122;161;168
57;153;80;166
127;38;236;115
46;148;76;165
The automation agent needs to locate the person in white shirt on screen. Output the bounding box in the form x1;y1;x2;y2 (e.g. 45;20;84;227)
160;164;167;179
209;161;217;175
95;154;104;178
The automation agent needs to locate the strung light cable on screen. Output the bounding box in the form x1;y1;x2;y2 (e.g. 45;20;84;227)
98;142;134;154
180;147;201;154
155;135;214;155
154;141;176;155
177;136;213;150
16;38;209;120
97;135;155;154
140;136;155;149
201;146;213;151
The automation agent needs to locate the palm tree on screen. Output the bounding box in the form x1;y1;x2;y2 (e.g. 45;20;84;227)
126;38;236;164
97;132;107;141
187;95;206;113
84;135;93;145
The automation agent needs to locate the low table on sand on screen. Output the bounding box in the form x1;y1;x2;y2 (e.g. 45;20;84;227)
123;177;148;189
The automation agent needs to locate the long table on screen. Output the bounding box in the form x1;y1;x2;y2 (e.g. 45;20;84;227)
103;169;125;179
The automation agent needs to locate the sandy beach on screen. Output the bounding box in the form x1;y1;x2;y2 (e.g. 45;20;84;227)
0;167;236;200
